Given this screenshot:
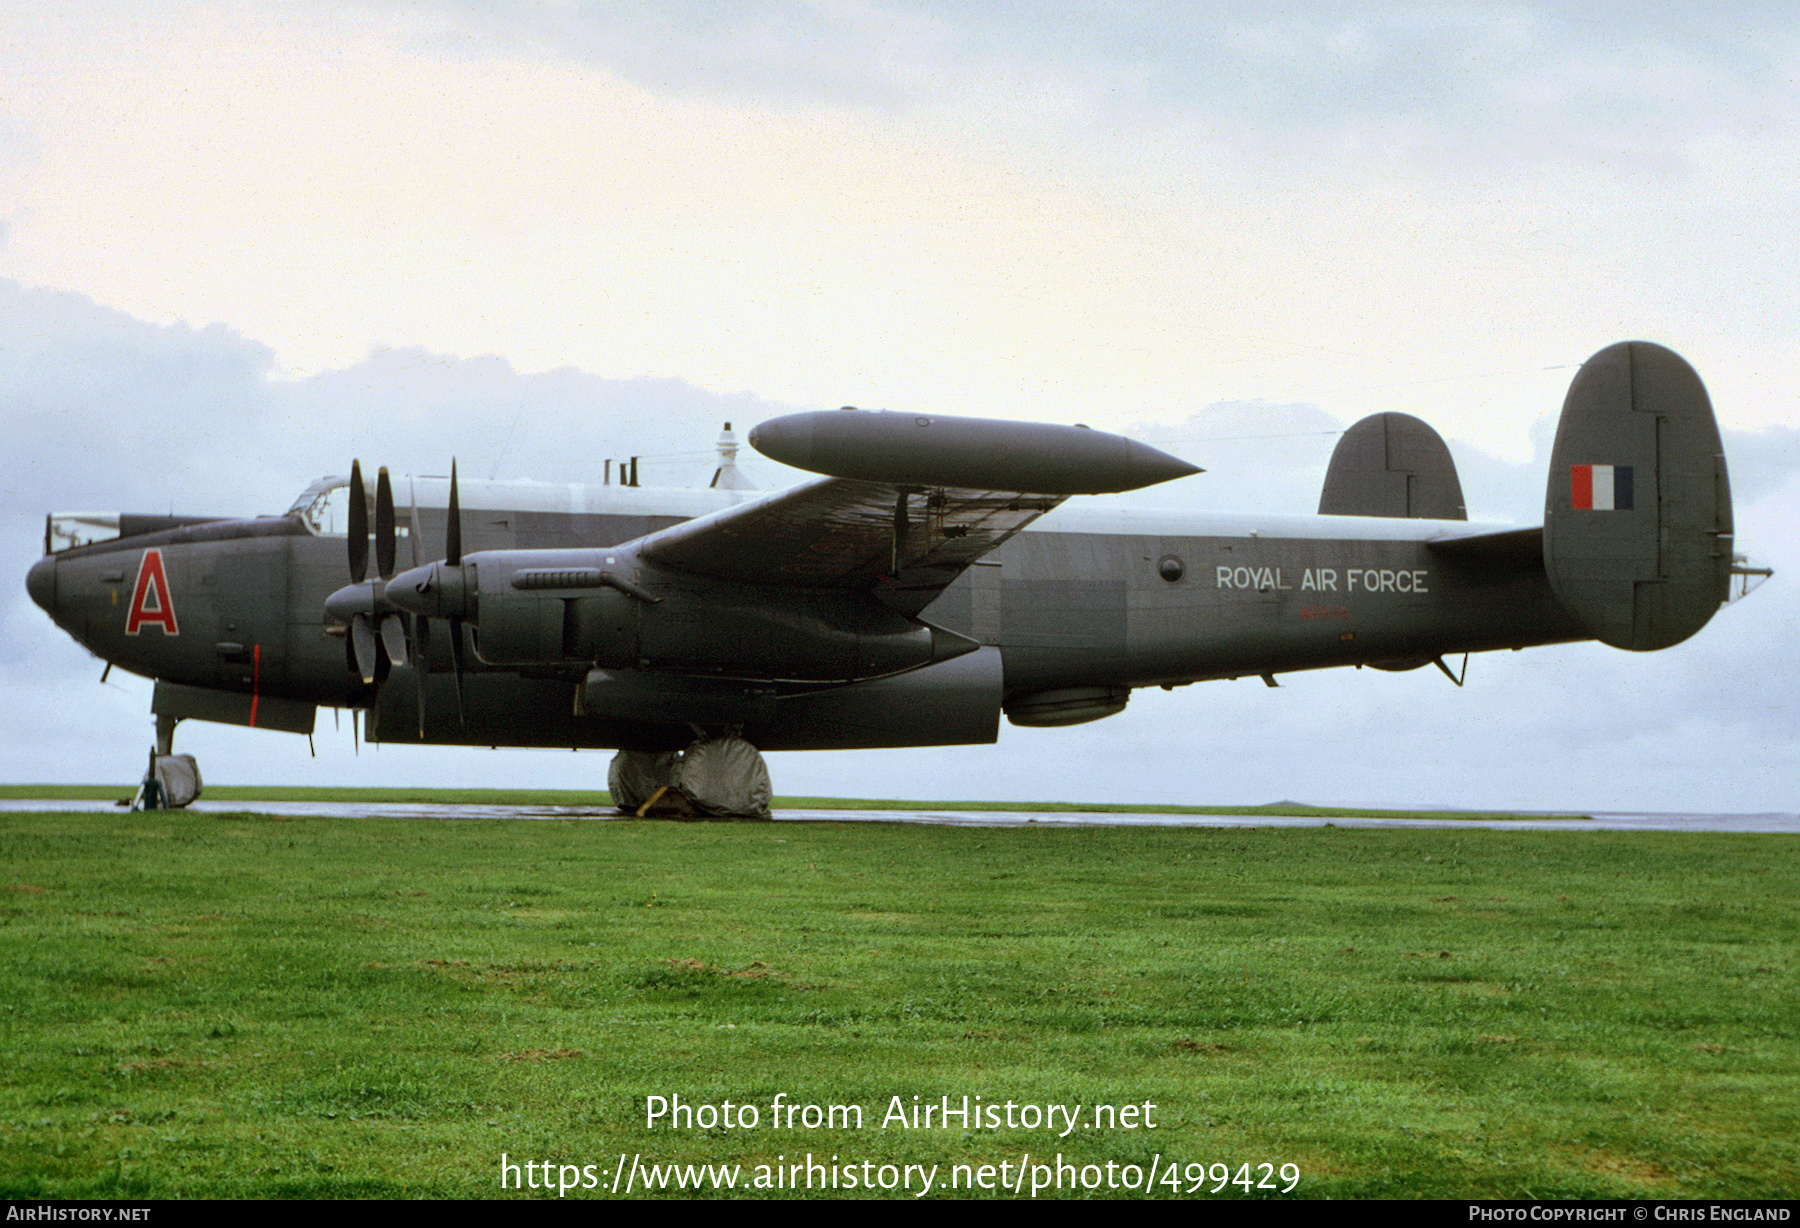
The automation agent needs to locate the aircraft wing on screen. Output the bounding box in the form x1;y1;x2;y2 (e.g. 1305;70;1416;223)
634;409;1200;615
635;476;1065;615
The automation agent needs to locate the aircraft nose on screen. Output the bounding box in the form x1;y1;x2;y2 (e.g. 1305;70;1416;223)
26;555;55;615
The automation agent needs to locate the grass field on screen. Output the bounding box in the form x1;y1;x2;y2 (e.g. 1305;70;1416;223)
0;783;1586;821
1;809;1793;1199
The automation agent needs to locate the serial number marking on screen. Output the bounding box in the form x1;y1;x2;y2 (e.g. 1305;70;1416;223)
1300;605;1349;621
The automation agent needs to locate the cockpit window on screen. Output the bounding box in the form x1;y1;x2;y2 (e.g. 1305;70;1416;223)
287;477;350;535
47;513;122;553
286;477;409;543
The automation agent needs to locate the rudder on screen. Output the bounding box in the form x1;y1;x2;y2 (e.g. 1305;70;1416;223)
1543;341;1732;651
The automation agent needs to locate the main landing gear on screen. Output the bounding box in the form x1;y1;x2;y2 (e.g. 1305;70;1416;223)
607;734;772;820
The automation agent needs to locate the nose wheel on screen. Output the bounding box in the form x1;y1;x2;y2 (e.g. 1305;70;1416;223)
131;715;202;810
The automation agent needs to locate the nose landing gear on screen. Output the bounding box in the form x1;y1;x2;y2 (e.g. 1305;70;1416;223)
130;714;202;810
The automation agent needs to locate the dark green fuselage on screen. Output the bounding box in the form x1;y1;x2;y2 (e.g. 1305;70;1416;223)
29;490;1580;753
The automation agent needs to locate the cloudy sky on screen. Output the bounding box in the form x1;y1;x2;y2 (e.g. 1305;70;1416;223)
3;1;1796;811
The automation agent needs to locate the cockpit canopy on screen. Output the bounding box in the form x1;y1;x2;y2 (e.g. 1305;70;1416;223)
285;476;412;543
45;512;124;553
285;476;354;537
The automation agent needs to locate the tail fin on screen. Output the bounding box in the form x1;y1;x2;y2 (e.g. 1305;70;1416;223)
1543;341;1732;651
1319;412;1467;519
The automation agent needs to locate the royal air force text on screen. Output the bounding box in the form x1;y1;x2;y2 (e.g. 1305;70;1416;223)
1215;566;1429;594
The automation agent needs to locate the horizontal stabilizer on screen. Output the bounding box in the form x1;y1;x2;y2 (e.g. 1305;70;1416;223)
1426;526;1542;571
1544;341;1732;651
1319;413;1467;520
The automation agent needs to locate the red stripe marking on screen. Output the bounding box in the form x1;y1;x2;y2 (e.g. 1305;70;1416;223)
250;643;261;727
1570;464;1593;510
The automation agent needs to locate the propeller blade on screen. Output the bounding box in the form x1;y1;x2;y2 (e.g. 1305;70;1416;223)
449;614;467;728
412;614;430;738
379;612;408;668
375;467;396;580
446;459;462;567
351;611;378;685
348;461;369;583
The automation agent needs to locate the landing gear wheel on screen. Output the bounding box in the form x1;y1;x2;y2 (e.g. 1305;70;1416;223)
607;750;678;813
674;735;772;819
132;716;202;810
606;736;772;819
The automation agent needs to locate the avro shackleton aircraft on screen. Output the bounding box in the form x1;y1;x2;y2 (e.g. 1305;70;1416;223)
26;342;1762;815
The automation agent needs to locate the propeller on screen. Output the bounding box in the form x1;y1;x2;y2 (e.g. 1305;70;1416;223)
327;461;473;733
330;462;410;687
328;461;477;734
441;460;468;727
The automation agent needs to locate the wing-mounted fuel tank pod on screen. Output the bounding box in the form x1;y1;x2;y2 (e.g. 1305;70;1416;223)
1319;412;1467;519
1544;341;1733;651
748;409;1201;494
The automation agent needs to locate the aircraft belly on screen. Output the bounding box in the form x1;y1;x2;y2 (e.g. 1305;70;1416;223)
369;648;1003;751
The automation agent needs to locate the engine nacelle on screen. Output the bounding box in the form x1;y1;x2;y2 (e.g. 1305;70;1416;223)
474;572;641;667
427;550;977;681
